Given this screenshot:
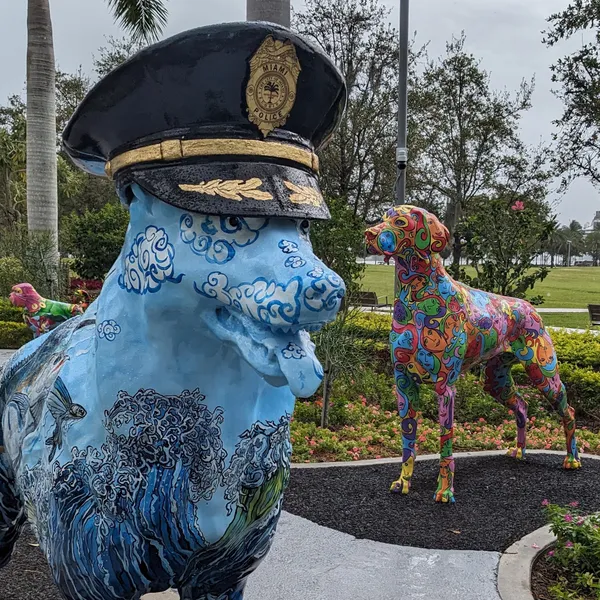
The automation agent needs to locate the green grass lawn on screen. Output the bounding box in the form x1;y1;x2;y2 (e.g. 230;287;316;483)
542;313;599;330
360;265;600;309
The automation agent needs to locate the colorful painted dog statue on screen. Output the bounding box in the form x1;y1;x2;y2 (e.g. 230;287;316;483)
0;23;346;600
365;205;580;504
9;283;84;338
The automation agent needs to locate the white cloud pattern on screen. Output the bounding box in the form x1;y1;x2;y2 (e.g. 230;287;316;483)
119;226;183;294
281;343;306;360
196;273;302;326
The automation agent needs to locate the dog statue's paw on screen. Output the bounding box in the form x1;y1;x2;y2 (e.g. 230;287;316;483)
434;489;455;504
507;447;526;460
390;478;410;494
563;454;582;470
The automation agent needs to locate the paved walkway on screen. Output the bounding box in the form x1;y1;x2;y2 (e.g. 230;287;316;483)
143;512;501;600
0;349;14;367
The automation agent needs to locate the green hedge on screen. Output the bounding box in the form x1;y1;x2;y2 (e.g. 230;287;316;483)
0;298;24;323
0;321;33;349
348;313;600;369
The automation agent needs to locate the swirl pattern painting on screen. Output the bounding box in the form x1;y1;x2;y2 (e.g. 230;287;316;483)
365;205;581;504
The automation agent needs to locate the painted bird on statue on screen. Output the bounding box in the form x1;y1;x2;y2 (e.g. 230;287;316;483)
9;283;85;338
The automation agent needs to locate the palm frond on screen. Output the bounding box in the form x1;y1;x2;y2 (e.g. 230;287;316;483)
106;0;168;43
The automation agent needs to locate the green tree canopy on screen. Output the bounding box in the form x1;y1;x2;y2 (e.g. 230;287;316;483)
464;195;555;299
409;33;539;273
294;0;425;221
544;0;600;189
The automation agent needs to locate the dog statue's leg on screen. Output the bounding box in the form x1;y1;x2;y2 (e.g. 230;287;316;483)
434;383;456;504
515;331;581;470
390;369;419;495
533;375;581;470
483;353;528;460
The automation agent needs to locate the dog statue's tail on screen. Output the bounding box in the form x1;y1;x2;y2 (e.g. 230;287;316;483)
0;457;24;569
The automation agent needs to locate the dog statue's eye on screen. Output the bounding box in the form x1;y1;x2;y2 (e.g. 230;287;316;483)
228;217;240;228
300;219;310;235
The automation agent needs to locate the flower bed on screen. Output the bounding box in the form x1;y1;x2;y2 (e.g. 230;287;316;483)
290;397;600;463
531;503;600;599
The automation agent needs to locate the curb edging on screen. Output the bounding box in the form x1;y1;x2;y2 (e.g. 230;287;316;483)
291;448;599;469
497;526;556;600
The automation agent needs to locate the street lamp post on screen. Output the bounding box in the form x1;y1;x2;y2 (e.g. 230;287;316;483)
394;0;410;297
567;240;572;267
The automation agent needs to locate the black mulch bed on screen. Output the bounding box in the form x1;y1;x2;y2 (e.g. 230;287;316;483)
0;528;61;600
2;454;599;599
283;454;600;552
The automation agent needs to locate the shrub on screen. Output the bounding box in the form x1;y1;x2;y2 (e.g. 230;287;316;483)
0;298;23;323
70;278;103;291
345;312;391;342
543;502;600;599
553;330;600;370
0;321;33;348
0;227;69;299
0;257;28;297
61;202;129;280
559;364;600;421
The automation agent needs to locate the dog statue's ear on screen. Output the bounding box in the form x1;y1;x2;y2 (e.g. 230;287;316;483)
427;214;450;254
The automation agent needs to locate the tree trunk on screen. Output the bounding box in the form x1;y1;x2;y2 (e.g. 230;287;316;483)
27;0;59;290
550;253;555;268
449;230;463;278
320;365;332;429
246;0;290;27
442;199;462;262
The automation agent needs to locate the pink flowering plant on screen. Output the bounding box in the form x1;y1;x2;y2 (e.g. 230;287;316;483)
543;502;600;598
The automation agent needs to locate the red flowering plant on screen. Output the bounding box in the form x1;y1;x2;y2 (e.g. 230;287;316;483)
543;501;600;597
69;278;103;306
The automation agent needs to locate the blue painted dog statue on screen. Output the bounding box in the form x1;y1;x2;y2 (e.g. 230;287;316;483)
0;22;346;600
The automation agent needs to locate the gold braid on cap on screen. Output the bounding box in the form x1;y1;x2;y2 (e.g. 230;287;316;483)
104;138;319;178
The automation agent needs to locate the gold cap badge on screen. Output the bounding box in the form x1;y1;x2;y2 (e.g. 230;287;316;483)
246;36;301;137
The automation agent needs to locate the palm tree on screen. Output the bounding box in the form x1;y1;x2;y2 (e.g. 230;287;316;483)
26;0;168;292
560;220;586;267
542;227;567;268
586;229;600;267
246;0;290;27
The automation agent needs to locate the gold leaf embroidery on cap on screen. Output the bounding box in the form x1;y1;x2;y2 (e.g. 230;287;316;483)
246;36;301;137
284;181;322;207
179;178;273;201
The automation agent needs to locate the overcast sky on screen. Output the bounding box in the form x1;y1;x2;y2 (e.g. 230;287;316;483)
2;0;598;226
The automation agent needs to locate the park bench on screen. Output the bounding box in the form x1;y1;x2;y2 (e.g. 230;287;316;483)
589;304;600;327
353;291;391;311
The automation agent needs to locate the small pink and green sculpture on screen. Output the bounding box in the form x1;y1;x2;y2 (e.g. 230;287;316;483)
9;283;84;338
365;205;581;504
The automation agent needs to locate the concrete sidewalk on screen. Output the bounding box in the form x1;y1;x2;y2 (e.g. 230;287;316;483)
144;512;501;600
0;349;14;367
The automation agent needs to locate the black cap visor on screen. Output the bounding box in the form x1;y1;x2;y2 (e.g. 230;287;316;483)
117;160;330;220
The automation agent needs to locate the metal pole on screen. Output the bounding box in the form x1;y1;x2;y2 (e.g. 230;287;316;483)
396;0;410;206
567;240;571;267
394;0;410;297
246;0;291;28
